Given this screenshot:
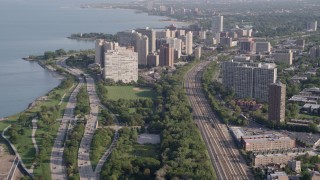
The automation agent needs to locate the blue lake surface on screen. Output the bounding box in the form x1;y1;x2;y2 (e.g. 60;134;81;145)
0;0;182;117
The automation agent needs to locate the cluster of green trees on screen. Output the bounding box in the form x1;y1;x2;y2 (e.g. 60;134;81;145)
251;107;318;133
59;76;75;90
64;122;85;179
34;105;61;169
7;114;33;143
37;106;60;127
75;87;90;116
69;33;117;42
96;82;108;104
99;61;215;179
296;154;320;180
43;49;67;60
90;128;114;168
66;54;94;68
101;128;161;179
107;99;154;126
152;61;216;179
202;61;247;126
100;109;116;126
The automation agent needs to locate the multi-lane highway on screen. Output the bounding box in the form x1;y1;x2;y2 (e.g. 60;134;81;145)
55;58;119;180
50;77;83;180
185;61;252;180
77;75;100;180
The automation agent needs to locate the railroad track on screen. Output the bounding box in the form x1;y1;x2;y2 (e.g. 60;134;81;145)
185;61;251;180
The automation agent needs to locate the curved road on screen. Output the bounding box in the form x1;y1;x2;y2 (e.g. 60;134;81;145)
77;75;100;180
185;61;252;180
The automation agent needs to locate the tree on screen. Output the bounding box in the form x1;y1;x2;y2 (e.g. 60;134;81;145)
55;49;67;56
44;51;56;60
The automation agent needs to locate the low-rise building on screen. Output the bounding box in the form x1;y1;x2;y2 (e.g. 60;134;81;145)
288;160;301;173
251;149;306;167
267;171;289;180
311;171;320;180
242;133;295;152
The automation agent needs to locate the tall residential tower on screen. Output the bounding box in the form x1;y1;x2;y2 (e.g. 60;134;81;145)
185;31;193;55
212;15;223;34
104;47;138;83
268;82;286;123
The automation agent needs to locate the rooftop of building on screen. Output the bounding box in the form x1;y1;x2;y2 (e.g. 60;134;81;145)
291;75;308;81
302;104;320;109
243;134;294;143
252;148;308;157
281;131;320;147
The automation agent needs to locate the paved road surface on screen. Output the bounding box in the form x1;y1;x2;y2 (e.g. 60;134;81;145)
77;75;100;180
185;61;252;180
50;79;83;180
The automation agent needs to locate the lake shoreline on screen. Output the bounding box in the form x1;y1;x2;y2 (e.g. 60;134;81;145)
0;61;63;119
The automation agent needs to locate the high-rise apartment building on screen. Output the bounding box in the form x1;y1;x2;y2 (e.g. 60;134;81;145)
254;64;277;102
212;15;223;34
239;38;254;53
273;50;293;65
234;65;255;99
166;38;182;58
159;44;174;67
104;47;138;83
296;39;305;50
222;61;277;102
155;29;172;39
310;45;320;59
195;47;201;59
307;21;318;31
136;27;156;52
199;30;206;40
185;31;193;55
95;39;105;65
117;30;140;51
268;82;286;123
254;42;271;53
147;53;159;66
95;40;117;66
220;37;233;47
222;60;242;91
176;29;186;37
103;41;115;52
136;35;149;65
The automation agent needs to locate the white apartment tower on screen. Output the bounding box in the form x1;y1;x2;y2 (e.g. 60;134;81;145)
185;31;193;55
104;47;138;83
212;15;223;34
166;38;182;58
136;27;156;52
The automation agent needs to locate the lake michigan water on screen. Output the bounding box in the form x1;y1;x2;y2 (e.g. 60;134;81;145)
0;0;182;117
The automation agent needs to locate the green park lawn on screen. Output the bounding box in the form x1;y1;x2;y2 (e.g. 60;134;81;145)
105;86;155;100
13;129;36;168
